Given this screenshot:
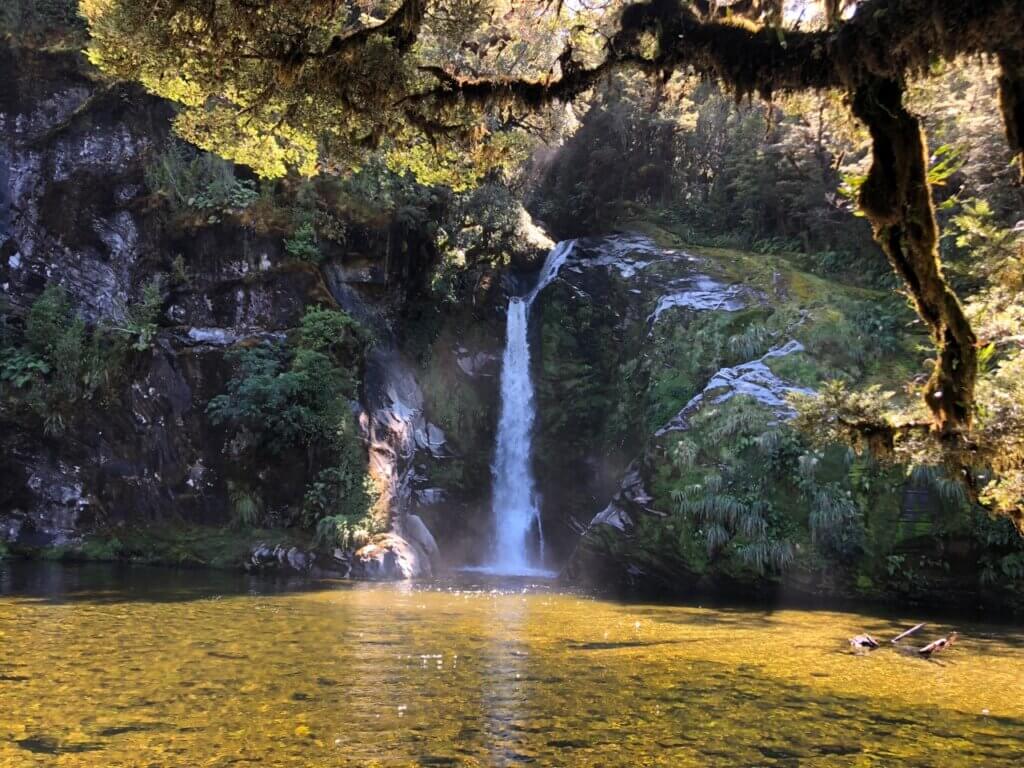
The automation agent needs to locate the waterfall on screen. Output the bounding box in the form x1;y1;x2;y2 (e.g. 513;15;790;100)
486;240;574;575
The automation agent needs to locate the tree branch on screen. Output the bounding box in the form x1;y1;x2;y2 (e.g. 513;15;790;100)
414;0;1024;107
319;0;428;58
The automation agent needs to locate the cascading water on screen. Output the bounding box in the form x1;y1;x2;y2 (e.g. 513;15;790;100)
486;240;575;575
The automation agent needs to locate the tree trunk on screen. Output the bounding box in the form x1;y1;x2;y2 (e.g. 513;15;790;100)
850;78;977;434
998;50;1024;184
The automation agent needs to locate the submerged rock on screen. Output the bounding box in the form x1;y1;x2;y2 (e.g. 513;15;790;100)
247;544;315;573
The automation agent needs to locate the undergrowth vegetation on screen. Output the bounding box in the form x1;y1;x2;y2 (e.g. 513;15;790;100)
206;305;379;551
1;281;163;435
552;214;1022;601
145;140;258;217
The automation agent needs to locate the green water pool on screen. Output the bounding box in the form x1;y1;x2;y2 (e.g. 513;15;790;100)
1;563;1022;766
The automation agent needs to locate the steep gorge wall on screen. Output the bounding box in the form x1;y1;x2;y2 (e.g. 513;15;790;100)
525;230;1024;610
0;42;447;573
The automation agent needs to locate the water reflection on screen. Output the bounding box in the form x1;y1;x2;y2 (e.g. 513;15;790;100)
1;562;1022;766
482;588;530;764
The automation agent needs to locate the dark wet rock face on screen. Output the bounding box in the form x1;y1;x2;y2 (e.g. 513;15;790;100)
0;42;445;568
1;45;226;545
1;46;166;324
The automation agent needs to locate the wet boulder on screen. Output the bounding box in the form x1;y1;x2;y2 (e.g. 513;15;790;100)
353;533;432;580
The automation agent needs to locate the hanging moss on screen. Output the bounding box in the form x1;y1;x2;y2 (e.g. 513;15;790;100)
850;78;977;434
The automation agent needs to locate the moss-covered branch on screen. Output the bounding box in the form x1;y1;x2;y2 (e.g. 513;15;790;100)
320;0;427;58
417;1;1024;108
851;78;977;433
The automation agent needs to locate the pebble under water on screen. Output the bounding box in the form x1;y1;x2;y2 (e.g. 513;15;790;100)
1;563;1022;767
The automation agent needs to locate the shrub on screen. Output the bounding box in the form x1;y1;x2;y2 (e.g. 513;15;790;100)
314;511;374;551
207;304;373;543
120;278;164;352
207;308;363;440
24;284;74;355
284;221;322;262
227;481;263;529
299;305;364;355
3;283;166;419
206;343;347;453
1;351;49;388
304;463;377;545
807;484;866;563
4;286;96;428
145;140;259;222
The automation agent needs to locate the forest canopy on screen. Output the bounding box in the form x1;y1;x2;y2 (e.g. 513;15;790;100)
76;0;1024;526
79;1;1024;182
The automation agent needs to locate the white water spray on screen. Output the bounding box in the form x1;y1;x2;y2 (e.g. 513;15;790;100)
487;240;575;575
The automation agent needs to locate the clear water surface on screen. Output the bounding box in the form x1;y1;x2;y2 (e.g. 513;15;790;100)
1;562;1022;767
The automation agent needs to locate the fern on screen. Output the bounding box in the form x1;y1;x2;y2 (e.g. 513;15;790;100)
727;323;774;362
755;428;783;456
704;522;730;556
909;465;969;509
735;539;795;575
736;508;768;539
314;514;374;551
704;400;768;444
808;483;865;562
671;438;699;470
676;476;793;573
227;481;262;528
797;453;820;485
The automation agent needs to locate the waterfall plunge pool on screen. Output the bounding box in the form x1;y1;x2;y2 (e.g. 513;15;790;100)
2;561;1023;767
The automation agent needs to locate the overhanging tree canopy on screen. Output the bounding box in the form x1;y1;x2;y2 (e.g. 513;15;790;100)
78;0;1024;522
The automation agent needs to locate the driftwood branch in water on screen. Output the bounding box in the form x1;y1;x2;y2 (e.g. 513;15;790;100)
890;622;926;644
851;625;960;659
851;622;936;652
918;632;958;657
850;633;881;650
